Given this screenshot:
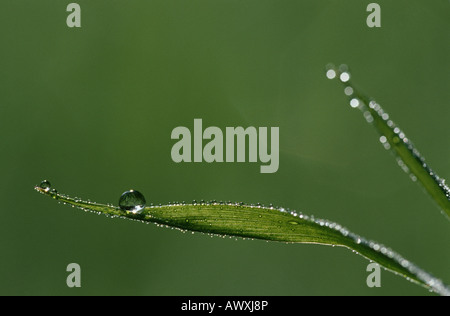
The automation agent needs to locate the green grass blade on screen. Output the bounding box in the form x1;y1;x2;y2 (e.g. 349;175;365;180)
326;64;450;218
35;184;450;296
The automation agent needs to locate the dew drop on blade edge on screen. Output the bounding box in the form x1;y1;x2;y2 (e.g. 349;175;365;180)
119;190;146;214
39;180;51;192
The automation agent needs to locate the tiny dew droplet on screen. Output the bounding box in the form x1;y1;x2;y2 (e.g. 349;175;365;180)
326;69;336;80
39;180;51;192
119;190;146;214
51;189;58;199
340;72;350;83
349;98;360;108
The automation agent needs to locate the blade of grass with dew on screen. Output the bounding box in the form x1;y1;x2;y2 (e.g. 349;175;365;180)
326;64;450;219
35;183;449;295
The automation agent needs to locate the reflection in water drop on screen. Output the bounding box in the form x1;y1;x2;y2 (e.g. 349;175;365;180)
119;190;146;214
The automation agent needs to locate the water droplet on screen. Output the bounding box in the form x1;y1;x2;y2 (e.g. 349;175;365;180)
338;64;349;72
344;86;354;96
119;190;146;214
326;69;336;79
39;180;51;192
349;98;360;108
340;72;350;83
379;136;391;150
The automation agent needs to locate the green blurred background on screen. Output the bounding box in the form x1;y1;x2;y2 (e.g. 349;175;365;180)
0;0;448;295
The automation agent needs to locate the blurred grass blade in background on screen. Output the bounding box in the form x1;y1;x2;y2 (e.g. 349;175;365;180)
326;64;450;219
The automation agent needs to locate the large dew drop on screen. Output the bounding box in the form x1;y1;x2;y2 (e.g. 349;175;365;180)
39;180;52;192
119;190;146;214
